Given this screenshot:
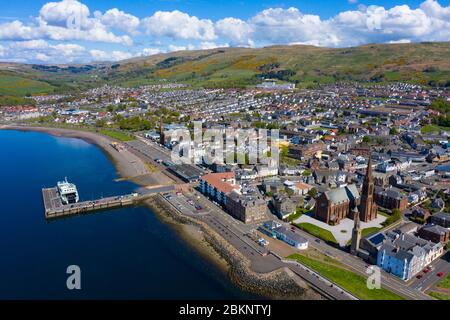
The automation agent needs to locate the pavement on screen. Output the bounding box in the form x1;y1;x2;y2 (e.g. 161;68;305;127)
294;212;386;247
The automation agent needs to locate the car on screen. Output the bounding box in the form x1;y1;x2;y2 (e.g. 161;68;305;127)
315;239;321;243
437;272;445;278
416;274;423;279
423;268;430;273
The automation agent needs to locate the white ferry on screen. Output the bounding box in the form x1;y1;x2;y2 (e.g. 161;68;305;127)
57;178;79;205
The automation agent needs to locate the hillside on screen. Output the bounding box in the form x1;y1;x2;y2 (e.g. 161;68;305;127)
0;42;449;104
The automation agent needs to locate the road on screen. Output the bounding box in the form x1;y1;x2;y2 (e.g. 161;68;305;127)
409;252;450;292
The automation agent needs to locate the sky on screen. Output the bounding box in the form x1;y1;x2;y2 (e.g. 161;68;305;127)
0;0;449;64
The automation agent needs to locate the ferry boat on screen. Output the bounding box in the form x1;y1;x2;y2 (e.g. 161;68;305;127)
57;178;79;205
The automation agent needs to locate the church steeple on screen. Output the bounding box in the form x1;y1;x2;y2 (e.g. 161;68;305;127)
359;151;377;222
350;206;362;256
159;117;165;145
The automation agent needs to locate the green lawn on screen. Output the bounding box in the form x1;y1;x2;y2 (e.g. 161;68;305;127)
362;227;382;238
421;124;450;134
99;129;135;142
437;274;450;289
429;291;450;300
294;223;338;245
288;253;404;300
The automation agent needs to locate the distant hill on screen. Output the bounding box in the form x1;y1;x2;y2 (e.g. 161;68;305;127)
0;42;449;104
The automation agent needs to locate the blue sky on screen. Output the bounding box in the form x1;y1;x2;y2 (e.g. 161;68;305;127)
0;0;449;63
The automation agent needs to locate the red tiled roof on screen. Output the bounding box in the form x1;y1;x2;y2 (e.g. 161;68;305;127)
201;172;240;194
295;182;313;190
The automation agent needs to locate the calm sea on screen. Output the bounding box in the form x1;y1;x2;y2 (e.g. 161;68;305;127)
0;130;256;300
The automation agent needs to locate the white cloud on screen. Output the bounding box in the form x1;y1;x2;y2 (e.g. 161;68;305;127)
0;21;41;40
141;48;162;56
142;10;216;41
1;0;450;64
332;2;450;45
10;39;50;50
39;0;90;28
0;1;133;45
249;7;340;47
94;8;140;34
90;49;133;61
215;18;253;46
168;44;195;52
198;42;229;50
1;40;86;63
36;53;51;62
420;0;450;19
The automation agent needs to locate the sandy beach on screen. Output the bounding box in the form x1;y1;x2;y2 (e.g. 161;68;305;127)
0;124;173;187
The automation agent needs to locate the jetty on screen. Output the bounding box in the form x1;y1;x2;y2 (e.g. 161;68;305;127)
42;185;175;220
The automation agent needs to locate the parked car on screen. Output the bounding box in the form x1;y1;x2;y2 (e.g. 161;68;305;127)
437;272;445;278
416;274;423;279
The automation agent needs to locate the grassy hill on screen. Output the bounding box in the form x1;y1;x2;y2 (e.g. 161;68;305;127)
0;42;449;104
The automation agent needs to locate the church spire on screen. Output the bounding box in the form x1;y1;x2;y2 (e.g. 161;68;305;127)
159;116;165;145
366;151;373;180
351;206;361;256
359;149;377;223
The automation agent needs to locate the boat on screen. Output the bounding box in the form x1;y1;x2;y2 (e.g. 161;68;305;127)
57;178;79;205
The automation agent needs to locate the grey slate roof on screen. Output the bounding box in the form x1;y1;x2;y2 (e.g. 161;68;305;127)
325;184;360;205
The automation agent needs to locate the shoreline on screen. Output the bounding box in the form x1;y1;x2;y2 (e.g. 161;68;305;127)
0;124;322;300
0;125;152;183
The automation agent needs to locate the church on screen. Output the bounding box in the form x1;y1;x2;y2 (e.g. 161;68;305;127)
314;156;378;225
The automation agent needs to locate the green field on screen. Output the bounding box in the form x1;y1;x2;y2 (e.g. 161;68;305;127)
294;223;338;245
0;73;54;96
421;124;450;134
437;274;450;289
429;291;450;300
0;95;35;106
99;129;135;142
288;253;403;300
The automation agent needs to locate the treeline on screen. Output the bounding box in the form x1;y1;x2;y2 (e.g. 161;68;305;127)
430;98;450;128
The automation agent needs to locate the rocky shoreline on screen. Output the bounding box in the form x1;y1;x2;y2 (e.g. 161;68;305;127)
146;195;323;300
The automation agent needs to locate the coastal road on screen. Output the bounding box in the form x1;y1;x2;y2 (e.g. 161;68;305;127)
409;252;450;292
288;225;433;300
162;192;356;300
124;139;185;184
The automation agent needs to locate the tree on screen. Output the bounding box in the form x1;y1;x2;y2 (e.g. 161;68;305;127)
389;127;398;135
308;188;318;199
363;136;371;144
302;170;312;177
95;119;107;128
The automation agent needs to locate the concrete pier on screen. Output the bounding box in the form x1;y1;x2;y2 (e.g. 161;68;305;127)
42;188;146;219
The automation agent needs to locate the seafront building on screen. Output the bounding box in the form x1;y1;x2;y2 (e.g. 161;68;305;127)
377;231;444;281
